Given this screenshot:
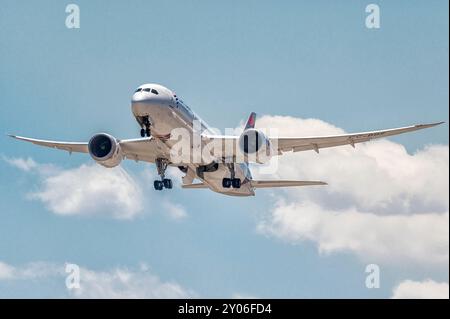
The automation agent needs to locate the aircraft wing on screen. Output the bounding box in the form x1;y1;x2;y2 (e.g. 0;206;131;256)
274;122;444;154
203;122;444;159
8;135;164;164
9;122;444;162
118;137;167;163
8;135;89;153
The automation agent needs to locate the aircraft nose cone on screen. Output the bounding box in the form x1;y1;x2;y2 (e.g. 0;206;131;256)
131;92;148;103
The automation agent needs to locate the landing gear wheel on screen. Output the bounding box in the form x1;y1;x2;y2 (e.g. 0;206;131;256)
163;178;173;189
222;178;232;188
224;163;241;189
153;158;172;191
153;180;163;190
140;128;145;137
232;178;241;189
145;128;151;137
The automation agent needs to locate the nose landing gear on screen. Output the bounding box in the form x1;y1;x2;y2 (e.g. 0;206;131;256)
153;158;173;191
140;116;151;137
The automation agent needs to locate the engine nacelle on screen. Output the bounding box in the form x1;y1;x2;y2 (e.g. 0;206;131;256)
238;129;272;163
88;133;123;168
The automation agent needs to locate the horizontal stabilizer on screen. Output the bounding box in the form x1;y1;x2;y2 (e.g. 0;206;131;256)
251;180;327;188
182;183;208;189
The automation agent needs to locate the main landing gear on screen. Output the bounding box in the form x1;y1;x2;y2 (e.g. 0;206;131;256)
222;163;241;189
153;158;173;191
140;116;151;137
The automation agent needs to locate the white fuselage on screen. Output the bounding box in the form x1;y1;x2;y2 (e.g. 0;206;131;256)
131;83;255;196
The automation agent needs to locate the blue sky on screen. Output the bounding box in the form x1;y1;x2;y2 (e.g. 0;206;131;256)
0;1;448;298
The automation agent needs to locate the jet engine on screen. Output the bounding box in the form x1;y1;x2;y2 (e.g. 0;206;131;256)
88;133;123;168
238;129;272;163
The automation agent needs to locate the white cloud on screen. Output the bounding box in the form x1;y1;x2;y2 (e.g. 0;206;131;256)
7;157;191;221
0;261;62;280
392;280;449;299
259;201;449;266
5;156;145;219
162;201;188;221
28;164;144;220
72;265;194;298
255;116;449;215
257;116;345;137
254;115;449;267
0;261;194;299
3;156;38;172
3;155;58;175
0;262;16;280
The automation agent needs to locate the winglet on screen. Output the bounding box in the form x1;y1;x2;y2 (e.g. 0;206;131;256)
415;121;445;129
244;112;257;130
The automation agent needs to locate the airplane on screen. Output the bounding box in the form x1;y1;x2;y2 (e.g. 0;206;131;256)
9;83;444;197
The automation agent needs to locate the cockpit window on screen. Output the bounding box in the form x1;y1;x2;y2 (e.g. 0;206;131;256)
137;87;159;94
